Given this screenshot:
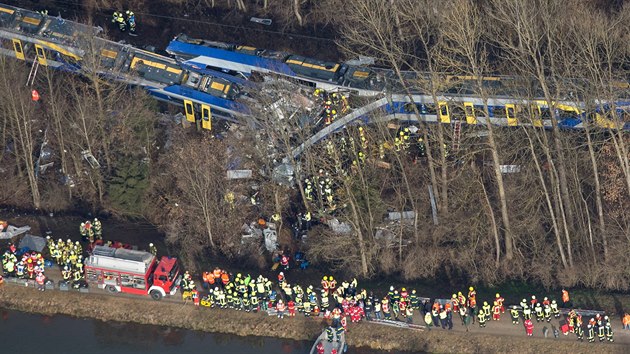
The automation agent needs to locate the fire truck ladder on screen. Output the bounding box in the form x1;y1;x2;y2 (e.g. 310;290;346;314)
26;59;40;87
453;121;462;151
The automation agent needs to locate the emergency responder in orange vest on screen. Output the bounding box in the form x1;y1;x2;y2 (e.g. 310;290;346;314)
468;287;476;302
221;272;230;286
203;271;215;287
562;289;570;307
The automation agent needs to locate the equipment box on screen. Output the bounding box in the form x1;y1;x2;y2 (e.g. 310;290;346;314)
58;280;69;291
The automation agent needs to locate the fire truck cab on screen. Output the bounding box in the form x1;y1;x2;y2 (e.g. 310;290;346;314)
85;245;181;300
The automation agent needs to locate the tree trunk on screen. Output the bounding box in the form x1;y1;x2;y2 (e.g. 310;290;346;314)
293;0;304;26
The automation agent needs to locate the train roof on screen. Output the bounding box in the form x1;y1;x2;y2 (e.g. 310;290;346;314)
0;4;99;57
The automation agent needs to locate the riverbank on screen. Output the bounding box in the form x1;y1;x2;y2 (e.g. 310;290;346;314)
0;283;624;353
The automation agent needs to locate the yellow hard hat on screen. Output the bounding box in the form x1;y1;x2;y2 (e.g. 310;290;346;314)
469;286;474;291
323;276;328;281
495;293;500;298
452;294;457;298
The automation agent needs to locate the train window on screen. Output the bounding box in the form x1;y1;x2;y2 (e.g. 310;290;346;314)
424;104;437;115
403;103;415;113
507;106;515;118
451;106;465;120
557;109;576;119
440;104;448;116
464;105;474;117
492;106;507;118
540;108;551;119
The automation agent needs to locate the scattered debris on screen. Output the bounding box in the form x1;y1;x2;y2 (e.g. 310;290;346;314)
81;150;101;169
250;17;272;26
227;170;253;179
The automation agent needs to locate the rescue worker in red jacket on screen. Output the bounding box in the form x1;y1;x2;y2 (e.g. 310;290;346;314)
495;293;505;313
451;294;460;313
492;301;501;321
321;276;330;294
524;318;534;336
280;254;289;270
329;276;337;292
288;300;296;317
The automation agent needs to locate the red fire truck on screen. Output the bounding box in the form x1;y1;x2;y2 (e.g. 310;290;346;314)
84;245;181;300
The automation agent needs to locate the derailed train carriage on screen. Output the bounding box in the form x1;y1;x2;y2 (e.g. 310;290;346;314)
0;2;249;130
167;34;630;132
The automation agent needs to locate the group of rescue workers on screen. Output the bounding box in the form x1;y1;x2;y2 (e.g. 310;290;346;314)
176;266;617;344
79;218;102;243
314;89;348;126
1;247;48;291
0;215;619;346
112;10;136;34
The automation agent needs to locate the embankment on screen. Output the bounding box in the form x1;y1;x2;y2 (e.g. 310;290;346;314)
0;283;623;354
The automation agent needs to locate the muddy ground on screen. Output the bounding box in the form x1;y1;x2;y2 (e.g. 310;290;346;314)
0;282;626;354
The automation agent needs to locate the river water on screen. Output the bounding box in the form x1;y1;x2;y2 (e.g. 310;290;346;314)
0;308;311;354
0;308;395;354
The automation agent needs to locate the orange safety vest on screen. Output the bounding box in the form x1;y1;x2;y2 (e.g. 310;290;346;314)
562;290;570;303
221;273;229;285
203;272;215;284
277;303;286;311
321;279;329;290
213;269;222;279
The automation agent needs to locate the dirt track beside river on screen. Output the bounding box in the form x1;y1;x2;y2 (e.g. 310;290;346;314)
0;283;626;354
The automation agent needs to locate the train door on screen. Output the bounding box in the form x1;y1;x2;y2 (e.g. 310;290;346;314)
530;104;543;127
438;101;450;123
505;104;517;126
183;100;195;123
201;104;212;130
34;44;47;66
12;39;25;60
464;102;476;124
